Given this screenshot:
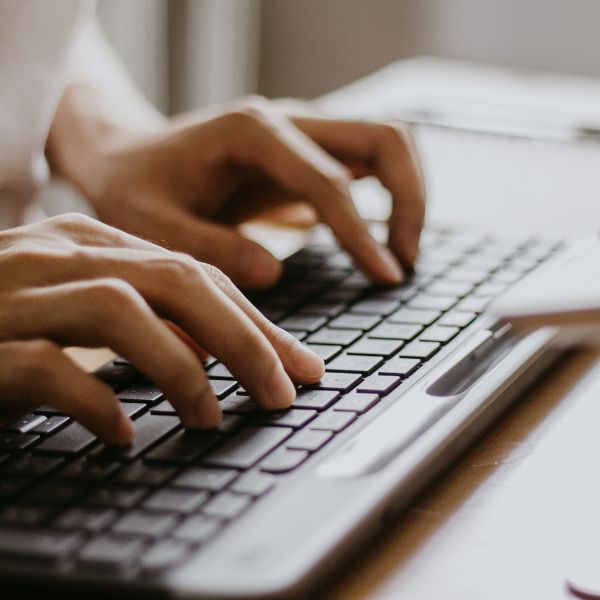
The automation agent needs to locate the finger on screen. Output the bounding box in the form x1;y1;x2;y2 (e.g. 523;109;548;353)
0;248;295;412
120;199;283;290
165;321;209;362
0;340;133;445
291;118;426;269
0;280;222;429
202;264;325;384
52;250;297;410
215;104;404;285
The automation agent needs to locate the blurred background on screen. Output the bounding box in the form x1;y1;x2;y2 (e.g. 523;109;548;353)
97;0;600;115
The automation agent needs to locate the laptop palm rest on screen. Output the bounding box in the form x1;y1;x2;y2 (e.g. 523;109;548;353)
318;325;520;479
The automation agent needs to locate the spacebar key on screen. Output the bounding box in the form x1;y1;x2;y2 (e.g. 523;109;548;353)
204;427;293;469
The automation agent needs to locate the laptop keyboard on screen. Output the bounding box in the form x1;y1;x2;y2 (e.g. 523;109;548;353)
0;227;561;578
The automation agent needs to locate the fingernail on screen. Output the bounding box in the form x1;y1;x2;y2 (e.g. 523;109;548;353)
115;413;135;446
268;365;296;408
375;245;405;284
292;341;325;380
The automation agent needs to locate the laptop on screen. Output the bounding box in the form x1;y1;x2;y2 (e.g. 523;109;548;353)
0;220;565;598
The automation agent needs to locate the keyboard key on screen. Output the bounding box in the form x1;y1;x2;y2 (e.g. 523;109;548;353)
257;408;317;429
333;392;380;414
329;313;380;330
473;282;508;297
350;298;399;315
399;340;441;359
420;324;460;343
209;379;238;399
118;386;163;404
173;514;222;544
455;296;491;312
0;432;39;452
54;507;117;533
203;427;293;470
230;471;276;497
444;267;489;285
261;448;309;473
307;328;362;346
368;322;423;340
0;504;53;527
357;375;402;396
140;539;190;574
426;280;473;297
144;429;221;465
305;343;342;362
286;429;333;452
285;329;308;341
1;453;64;478
202;491;252;520
173;467;238;492
309;372;361;392
310;411;356;433
30;415;70;434
388;308;440;325
0;528;82;565
293;389;340;410
34;423;93;455
278;315;327;332
86;484;148;510
144;487;209;514
33;405;64;416
78;535;144;573
150;399;176;415
59;458;120;482
299;301;347;318
215;413;247;434
438;310;477;328
207;363;234;379
122;402;147;419
347;338;404;358
326;353;383;375
92;414;180;462
408;294;458;312
115;463;176;487
220;394;259;414
111;510;177;537
378;357;420;378
5;414;47;433
0;480;31;501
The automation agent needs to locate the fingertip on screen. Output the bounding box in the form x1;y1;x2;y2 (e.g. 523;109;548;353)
113;412;135;446
239;244;282;290
371;244;405;285
182;391;223;430
291;341;325;382
266;364;296;409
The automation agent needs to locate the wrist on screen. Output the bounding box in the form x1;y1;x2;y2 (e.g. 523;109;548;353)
46;84;167;201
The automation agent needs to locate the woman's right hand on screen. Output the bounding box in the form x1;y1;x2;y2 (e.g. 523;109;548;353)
0;214;325;445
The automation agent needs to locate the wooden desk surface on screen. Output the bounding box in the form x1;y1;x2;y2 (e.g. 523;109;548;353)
324;348;600;599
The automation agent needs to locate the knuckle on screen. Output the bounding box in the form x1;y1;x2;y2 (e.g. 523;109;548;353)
85;278;142;316
48;212;99;233
157;252;199;284
379;122;413;149
200;262;232;292
226;97;272;132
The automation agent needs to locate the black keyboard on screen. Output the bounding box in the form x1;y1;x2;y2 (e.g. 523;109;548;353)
0;227;561;578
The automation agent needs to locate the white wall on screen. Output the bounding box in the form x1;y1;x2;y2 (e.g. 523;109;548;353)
258;0;600;99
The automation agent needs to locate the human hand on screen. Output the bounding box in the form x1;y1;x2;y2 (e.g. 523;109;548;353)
0;214;324;444
51;94;425;290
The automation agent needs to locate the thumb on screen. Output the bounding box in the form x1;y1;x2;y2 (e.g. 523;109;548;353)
160;207;282;289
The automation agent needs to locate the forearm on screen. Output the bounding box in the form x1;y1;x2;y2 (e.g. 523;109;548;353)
45;16;167;198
